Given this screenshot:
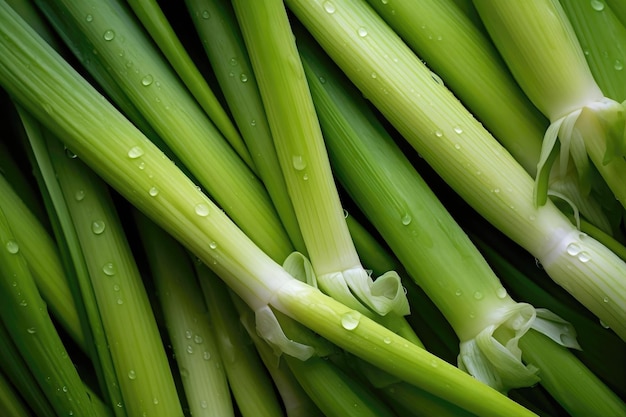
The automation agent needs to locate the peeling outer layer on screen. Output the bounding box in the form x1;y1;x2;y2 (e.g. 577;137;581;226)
317;266;410;317
457;302;539;393
457;302;581;393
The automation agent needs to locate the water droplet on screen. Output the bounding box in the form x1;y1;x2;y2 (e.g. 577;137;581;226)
85;14;93;22
577;251;591;262
103;30;115;41
153;398;159;405
590;0;605;11
209;241;217;250
203;351;211;360
381;0;389;4
430;359;438;368
201;400;208;409
186;345;194;354
323;1;336;13
185;330;192;339
62;386;68;393
27;327;36;334
102;262;116;276
6;240;19;254
91;220;106;235
141;75;154;86
137;162;146;170
566;242;582;256
229;57;238;66
614;59;624;71
116;298;124;305
194;335;203;344
113;284;120;292
455;289;463;296
600;320;610;329
496;287;507;299
302;173;309;180
319;76;326;84
453;126;463;134
401;214;412;225
357;27;368;37
195;203;210;217
128;370;136;380
370;72;377;79
127;146;144;159
454;143;461;150
250;119;256;126
473;291;484;300
201;10;211;19
383;336;391;344
64;146;78;158
19;299;27;307
292;155;306;170
148;186;159;197
340;311;361;330
493;188;500;194
434;130;443;137
603;296;610;303
239;73;248;83
74;190;86;201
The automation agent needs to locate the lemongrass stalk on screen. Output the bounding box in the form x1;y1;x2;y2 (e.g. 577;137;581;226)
0;205;99;417
0;7;538;416
520;330;626;416
229;294;325;417
42;134;183;417
472;233;626;399
0;321;57;417
472;0;626;210
299;33;584;392
0;370;32;417
134;213;233;417
365;0;546;177
559;0;626;102
36;0;292;262
0;171;84;349
125;0;254;170
185;0;306;254
366;0;615;235
195;263;285;417
285;0;626;341
232;0;409;319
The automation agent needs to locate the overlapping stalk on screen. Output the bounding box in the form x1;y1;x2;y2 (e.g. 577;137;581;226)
285;0;626;341
0;3;537;415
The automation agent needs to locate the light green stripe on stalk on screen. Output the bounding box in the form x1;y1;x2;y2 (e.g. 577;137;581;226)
366;0;546;177
232;0;409;318
0;171;84;350
0;6;537;416
0;205;99;417
134;213;234;417
195;263;285;417
285;0;626;341
36;0;292;263
519;330;626;416
125;0;254;170
185;0;307;254
472;0;626;210
560;0;626;102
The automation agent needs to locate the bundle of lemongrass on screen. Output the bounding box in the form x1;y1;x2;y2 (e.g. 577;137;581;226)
0;0;624;416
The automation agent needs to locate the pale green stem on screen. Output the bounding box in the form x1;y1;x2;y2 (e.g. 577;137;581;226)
232;0;409;318
184;0;307;254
